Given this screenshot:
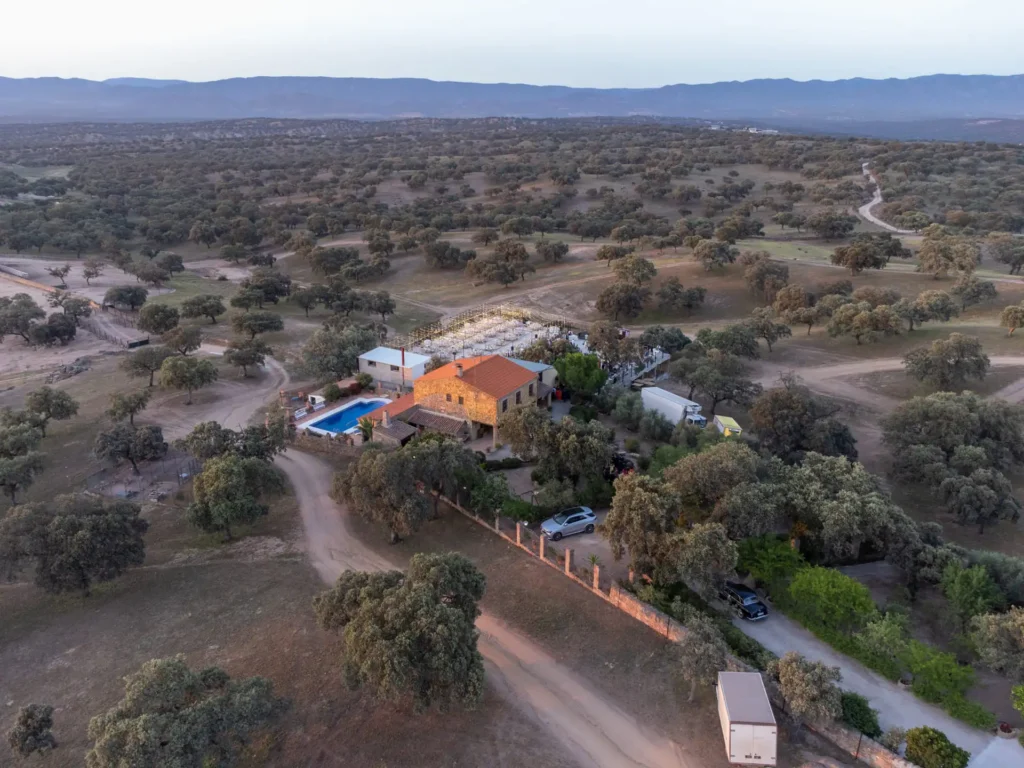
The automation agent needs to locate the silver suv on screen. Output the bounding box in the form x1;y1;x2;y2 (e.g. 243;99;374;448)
540;507;596;541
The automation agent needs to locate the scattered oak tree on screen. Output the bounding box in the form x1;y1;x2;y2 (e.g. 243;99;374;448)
313;552;486;711
180;294;227;324
187;454;285;540
903;333;990;389
224;338;272;376
94;423;168;475
106;390;152;426
333;447;429;543
137;303;180;334
230;310;283;339
743;307;791;352
601;473;680;579
159;356;218;404
6;704;56;757
102;285;148;311
85;657;286;768
120;345;174;386
161;325;202;355
0;494;148;595
24;386;78;436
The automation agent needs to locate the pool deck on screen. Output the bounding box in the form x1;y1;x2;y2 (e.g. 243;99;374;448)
294;395;392;437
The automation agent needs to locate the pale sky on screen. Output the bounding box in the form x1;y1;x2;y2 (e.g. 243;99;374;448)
4;0;1022;87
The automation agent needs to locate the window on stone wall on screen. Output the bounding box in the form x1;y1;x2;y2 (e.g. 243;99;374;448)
458;396;464;405
390;365;399;372
515;391;522;405
528;383;534;396
367;360;377;367
502;399;508;412
446;393;452;402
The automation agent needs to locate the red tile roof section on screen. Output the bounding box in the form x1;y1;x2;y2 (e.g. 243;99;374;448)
417;355;537;399
365;393;416;423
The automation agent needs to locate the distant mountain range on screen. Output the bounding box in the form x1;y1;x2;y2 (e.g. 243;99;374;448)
1;74;1023;139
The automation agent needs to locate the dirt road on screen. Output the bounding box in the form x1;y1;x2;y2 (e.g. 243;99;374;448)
147;352;289;440
756;356;1024;411
858;164;916;235
276;450;695;768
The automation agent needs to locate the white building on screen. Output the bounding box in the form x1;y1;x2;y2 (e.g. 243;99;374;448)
358;347;430;390
639;386;706;427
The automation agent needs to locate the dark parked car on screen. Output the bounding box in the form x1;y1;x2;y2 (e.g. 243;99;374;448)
718;582;769;621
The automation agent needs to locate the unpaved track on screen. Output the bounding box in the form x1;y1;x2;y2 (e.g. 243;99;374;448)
147;353;289;440
276;450;695;768
757;356;1024;412
858;164;916;234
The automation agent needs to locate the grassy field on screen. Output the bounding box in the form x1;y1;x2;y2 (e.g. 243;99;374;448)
148;272;239;308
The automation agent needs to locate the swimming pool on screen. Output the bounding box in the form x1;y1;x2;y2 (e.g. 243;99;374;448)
303;398;390;436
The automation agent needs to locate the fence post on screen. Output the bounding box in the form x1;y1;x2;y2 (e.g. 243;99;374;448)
494;514;500;532
516;522;523;546
592;564;601;591
538;535;545;560
627;568;635;583
564;548;573;575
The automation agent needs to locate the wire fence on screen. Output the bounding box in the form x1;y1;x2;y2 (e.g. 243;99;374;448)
85;454;203;501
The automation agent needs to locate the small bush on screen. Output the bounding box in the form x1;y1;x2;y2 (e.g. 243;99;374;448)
355;372;374;389
942;695;996;731
637;453;652;471
879;727;906;754
737;535;806;586
568;404;597;422
217;275;228;281
623;437;641;453
576;477;613;508
322;383;343;403
904;726;970;768
840;691;881;738
501;498;544;523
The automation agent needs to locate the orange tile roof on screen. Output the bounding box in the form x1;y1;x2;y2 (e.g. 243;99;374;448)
417;355;536;399
365;393;416;423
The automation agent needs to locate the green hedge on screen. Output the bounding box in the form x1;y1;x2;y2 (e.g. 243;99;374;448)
775;583;997;731
483;457;524;471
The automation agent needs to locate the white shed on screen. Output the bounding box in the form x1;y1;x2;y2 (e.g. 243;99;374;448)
358;347;430;390
717;672;777;766
639;386;706;427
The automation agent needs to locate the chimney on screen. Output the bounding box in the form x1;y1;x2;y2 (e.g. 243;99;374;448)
401;347;406;366
455;363;463;378
382;409;391;427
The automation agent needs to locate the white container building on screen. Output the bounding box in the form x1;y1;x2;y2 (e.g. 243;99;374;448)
639;386;707;427
717;672;777;766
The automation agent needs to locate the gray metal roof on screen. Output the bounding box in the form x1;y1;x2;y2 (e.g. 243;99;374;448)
507;357;554;374
717;672;776;725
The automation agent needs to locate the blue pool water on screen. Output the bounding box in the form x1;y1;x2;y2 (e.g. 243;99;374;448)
307;399;389;435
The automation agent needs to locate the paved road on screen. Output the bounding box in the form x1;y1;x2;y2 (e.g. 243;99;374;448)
276;450;697;768
734;614;1009;762
858;163;917;235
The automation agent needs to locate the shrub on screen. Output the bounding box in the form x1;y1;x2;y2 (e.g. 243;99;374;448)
501;498;544;523
355;372;374;389
840;691;882;738
322;383;343;403
576;477;613;508
902;641;974;704
737;535;806;586
568;404;597;422
785;566;878;634
879;727;906;754
942;695;996;730
623;437;641;453
904;726;970;768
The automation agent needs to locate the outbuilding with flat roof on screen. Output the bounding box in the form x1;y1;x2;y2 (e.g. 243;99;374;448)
717;672;776;766
358;347;430;390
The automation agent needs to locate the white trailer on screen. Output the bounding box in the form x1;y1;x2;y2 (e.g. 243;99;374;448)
717;672;777;766
640;386;706;427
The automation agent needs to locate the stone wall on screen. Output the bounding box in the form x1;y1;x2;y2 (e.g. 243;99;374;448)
808;723;916;768
290;432;362;458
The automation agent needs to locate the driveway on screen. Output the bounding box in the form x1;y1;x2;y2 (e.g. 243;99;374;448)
733;613;1017;766
276;451;697;768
